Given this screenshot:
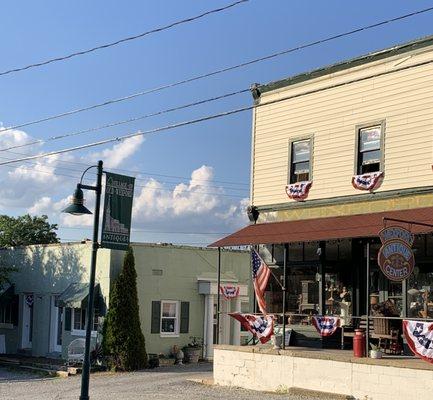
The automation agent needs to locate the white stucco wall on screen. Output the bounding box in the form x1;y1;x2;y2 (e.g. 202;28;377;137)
214;346;433;400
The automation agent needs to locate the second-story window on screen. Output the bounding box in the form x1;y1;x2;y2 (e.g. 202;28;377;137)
290;139;311;183
357;125;382;174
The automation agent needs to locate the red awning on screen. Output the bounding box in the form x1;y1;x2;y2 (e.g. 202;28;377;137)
209;207;433;247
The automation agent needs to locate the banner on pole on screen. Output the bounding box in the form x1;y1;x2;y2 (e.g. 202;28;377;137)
101;172;135;250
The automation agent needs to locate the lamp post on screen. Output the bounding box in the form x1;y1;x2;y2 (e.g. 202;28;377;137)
63;160;103;400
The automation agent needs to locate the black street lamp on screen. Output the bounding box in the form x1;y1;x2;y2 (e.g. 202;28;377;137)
63;160;103;400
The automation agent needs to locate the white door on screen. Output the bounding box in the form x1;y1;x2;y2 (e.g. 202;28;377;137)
21;294;34;349
49;296;62;353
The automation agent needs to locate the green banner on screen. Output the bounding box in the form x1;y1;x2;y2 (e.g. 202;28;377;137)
101;172;135;250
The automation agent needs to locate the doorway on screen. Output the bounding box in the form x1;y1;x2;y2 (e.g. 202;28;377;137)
21;294;34;349
49;296;62;353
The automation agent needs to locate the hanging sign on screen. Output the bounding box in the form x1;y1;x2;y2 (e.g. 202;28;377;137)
379;226;414;246
352;171;383;191
378;239;415;281
312;316;340;337
219;285;240;299
403;320;433;364
285;181;312;201
101;172;135;250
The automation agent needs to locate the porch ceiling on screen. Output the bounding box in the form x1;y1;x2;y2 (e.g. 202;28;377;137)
209;206;433;247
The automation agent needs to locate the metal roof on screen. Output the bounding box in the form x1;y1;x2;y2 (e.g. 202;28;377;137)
259;35;433;94
209;207;433;247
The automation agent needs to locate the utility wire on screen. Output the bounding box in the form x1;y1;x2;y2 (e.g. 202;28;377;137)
0;88;249;152
1;5;432;135
2;56;433;167
0;0;249;77
60;226;232;235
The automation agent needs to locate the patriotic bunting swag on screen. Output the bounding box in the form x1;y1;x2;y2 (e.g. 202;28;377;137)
352;171;383;191
25;294;34;307
252;250;271;314
312;316;340;337
229;312;274;344
403;320;433;363
219;285;240;299
285;181;312;201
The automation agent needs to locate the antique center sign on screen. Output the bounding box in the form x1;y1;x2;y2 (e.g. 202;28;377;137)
101;172;135;250
378;226;415;281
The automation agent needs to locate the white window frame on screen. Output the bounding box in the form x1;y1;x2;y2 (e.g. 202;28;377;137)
160;300;180;337
71;307;97;337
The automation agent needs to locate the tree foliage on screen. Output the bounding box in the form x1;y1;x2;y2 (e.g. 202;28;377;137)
0;214;59;285
102;247;147;371
0;214;59;248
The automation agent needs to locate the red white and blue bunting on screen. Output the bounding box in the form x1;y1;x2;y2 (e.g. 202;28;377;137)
25;294;34;307
312;316;340;336
403;320;433;364
229;312;274;344
352;171;383;191
285;181;312;201
219;285;240;299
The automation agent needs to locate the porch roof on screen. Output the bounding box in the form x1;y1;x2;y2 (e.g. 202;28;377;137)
209;206;433;247
56;282;100;308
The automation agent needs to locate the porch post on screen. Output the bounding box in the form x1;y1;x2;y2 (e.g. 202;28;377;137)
205;294;214;359
232;296;241;346
366;241;370;357
319;241;326;315
216;247;221;345
282;244;288;349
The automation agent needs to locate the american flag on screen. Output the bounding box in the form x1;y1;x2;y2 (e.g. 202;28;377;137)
229;312;274;344
252;249;271;314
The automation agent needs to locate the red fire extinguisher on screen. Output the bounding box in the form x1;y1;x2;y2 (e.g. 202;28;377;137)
353;329;366;357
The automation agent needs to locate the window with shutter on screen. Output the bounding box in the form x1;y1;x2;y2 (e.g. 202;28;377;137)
64;308;72;331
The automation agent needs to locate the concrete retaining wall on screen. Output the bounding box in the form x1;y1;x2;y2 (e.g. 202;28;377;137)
214;346;433;400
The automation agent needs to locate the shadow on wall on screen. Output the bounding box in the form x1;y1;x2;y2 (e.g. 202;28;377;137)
1;244;86;293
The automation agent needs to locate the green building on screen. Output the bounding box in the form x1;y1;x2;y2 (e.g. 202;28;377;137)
0;242;251;360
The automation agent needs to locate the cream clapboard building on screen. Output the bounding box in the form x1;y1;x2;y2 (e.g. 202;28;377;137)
251;35;433;219
213;34;433;325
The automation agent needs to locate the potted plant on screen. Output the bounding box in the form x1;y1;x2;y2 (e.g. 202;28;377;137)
370;343;383;359
183;337;203;363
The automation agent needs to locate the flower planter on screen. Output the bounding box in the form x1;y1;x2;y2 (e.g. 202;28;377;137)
370;349;383;359
183;347;202;363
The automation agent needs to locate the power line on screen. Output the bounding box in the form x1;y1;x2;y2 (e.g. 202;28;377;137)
0;88;249;152
3;55;433;167
60;226;232;235
0;0;249;78
1;6;432;135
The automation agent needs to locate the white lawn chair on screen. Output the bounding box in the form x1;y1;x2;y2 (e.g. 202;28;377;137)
67;338;86;366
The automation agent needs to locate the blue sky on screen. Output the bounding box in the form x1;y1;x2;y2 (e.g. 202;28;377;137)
0;0;432;246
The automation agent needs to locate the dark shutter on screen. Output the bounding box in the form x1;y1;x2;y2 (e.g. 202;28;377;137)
180;301;190;334
151;301;161;334
11;295;19;326
64;308;72;331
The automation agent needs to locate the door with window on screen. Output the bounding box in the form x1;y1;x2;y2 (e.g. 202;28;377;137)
50;296;63;353
21;294;34;349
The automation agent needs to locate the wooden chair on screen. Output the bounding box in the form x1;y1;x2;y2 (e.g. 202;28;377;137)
371;317;400;354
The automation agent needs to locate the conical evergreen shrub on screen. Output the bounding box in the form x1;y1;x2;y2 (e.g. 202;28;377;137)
102;246;147;370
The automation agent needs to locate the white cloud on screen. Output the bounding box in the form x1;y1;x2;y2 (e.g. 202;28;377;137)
87;136;144;168
132;165;248;232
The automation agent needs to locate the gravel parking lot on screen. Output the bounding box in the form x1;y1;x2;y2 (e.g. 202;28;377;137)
0;363;325;400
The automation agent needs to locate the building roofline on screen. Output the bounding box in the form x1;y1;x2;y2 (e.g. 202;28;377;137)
258;34;433;95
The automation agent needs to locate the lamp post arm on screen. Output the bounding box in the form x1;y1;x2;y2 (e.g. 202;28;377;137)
79;160;103;400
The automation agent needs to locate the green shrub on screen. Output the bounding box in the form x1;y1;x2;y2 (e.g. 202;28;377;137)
102;247;147;370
